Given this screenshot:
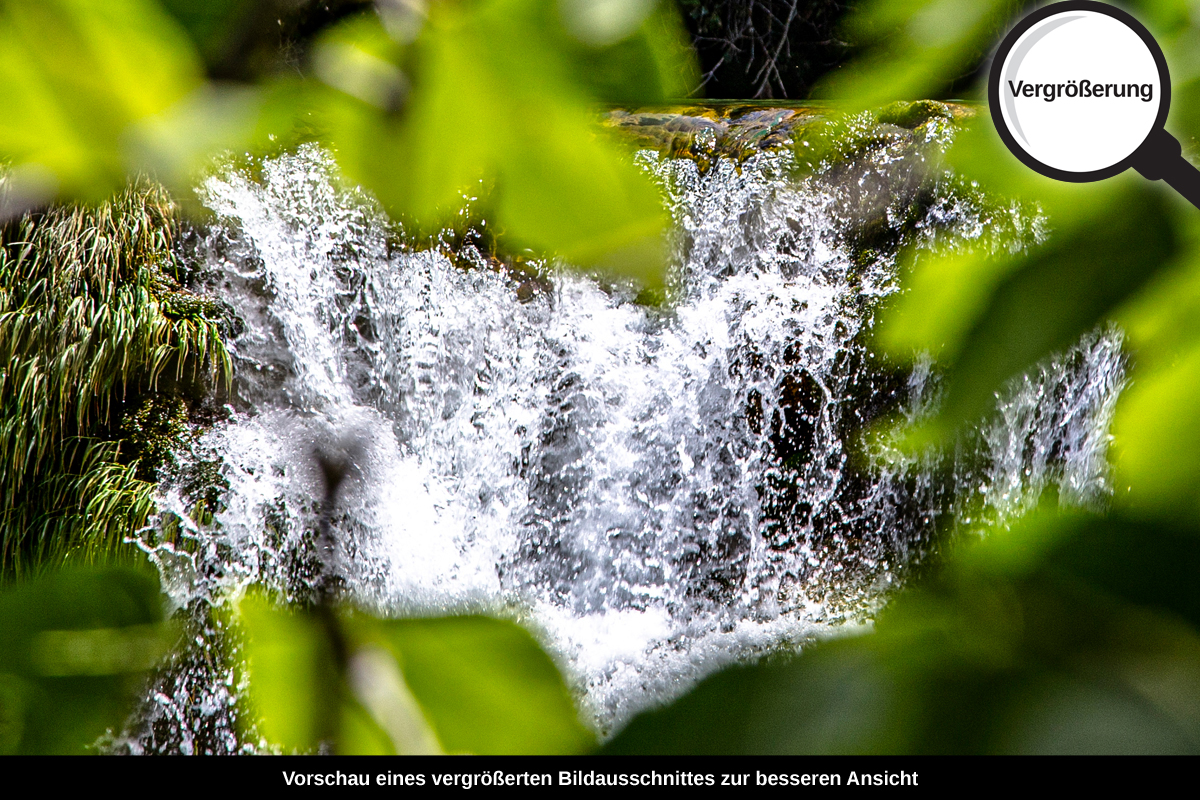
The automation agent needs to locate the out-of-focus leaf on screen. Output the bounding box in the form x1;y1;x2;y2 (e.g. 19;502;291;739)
132;83;265;188
1113;212;1200;517
940;119;1117;226
0;0;204;201
603;636;903;754
315;0;689;287
337;695;398;756
240;602;590;754
816;0;1014;108
1033;514;1200;629
157;0;263;68
1161;0;1200;145
1129;0;1196;42
1112;336;1200;515
344;643;441;755
560;0;655;47
561;0;699;104
376;615;595;754
1168;75;1200;149
1115;211;1200;363
311;11;407;109
606;508;1200;754
0;567;166;754
882;180;1178;437
238;593;340;752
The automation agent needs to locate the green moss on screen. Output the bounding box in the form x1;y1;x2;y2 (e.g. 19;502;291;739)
873;100;954;130
121;395;190;482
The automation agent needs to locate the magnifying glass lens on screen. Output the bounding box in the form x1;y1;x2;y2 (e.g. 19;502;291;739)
992;1;1200;208
997;10;1162;175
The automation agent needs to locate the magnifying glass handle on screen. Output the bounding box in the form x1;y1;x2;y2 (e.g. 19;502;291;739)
1133;128;1200;211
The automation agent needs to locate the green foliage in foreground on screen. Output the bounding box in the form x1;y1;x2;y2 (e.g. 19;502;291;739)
0;182;230;579
0;0;698;288
5;0;1200;756
238;596;594;754
0;567;168;754
607;508;1200;753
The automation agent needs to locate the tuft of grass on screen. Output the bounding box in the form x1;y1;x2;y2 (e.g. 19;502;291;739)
0;180;231;581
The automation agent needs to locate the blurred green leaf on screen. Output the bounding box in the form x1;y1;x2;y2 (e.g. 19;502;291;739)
603;636;903;754
134;83;265;189
315;0;690;287
0;567;166;754
560;0;656;47
1112;336;1200;515
373;615;595;755
561;0;699;104
0;0;203;200
157;0;263;68
938;116;1142;223
237;593;340;753
1119;242;1200;373
881;179;1179;437
1128;0;1197;43
1114;214;1200;517
240;599;593;755
0;0;694;286
816;0;1015;107
337;690;400;756
606;508;1200;754
343;642;442;755
1035;514;1200;629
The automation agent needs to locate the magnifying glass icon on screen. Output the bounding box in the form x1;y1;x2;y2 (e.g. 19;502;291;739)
989;0;1200;208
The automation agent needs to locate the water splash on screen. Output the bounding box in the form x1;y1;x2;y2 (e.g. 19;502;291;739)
130;134;1124;748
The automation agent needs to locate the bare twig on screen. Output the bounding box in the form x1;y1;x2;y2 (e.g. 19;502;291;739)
754;0;799;98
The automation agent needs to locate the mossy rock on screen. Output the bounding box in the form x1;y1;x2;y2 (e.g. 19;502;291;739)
122;395;190;482
603;102;973;173
603;104;820;168
873;100;955;129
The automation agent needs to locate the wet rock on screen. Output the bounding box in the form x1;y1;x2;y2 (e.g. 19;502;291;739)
604;102;973;174
770;369;825;462
604;104;820;169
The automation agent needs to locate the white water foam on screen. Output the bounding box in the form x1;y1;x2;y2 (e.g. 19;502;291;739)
135;139;1124;747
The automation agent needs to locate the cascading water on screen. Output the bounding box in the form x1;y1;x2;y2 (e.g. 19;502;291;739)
125;110;1125;753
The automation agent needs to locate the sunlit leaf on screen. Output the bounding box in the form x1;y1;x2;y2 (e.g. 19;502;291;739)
237;593;339;753
560;0;656;47
133;83;264;189
1116;215;1200;374
1112;336;1200;515
240;602;590;755
344;642;441;755
314;0;687;287
337;685;401;756
376;615;595;754
0;0;203;200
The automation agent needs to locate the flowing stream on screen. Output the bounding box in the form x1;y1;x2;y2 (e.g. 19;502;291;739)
125;115;1125;754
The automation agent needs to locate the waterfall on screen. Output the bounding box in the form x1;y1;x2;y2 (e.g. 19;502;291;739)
125;117;1124;752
